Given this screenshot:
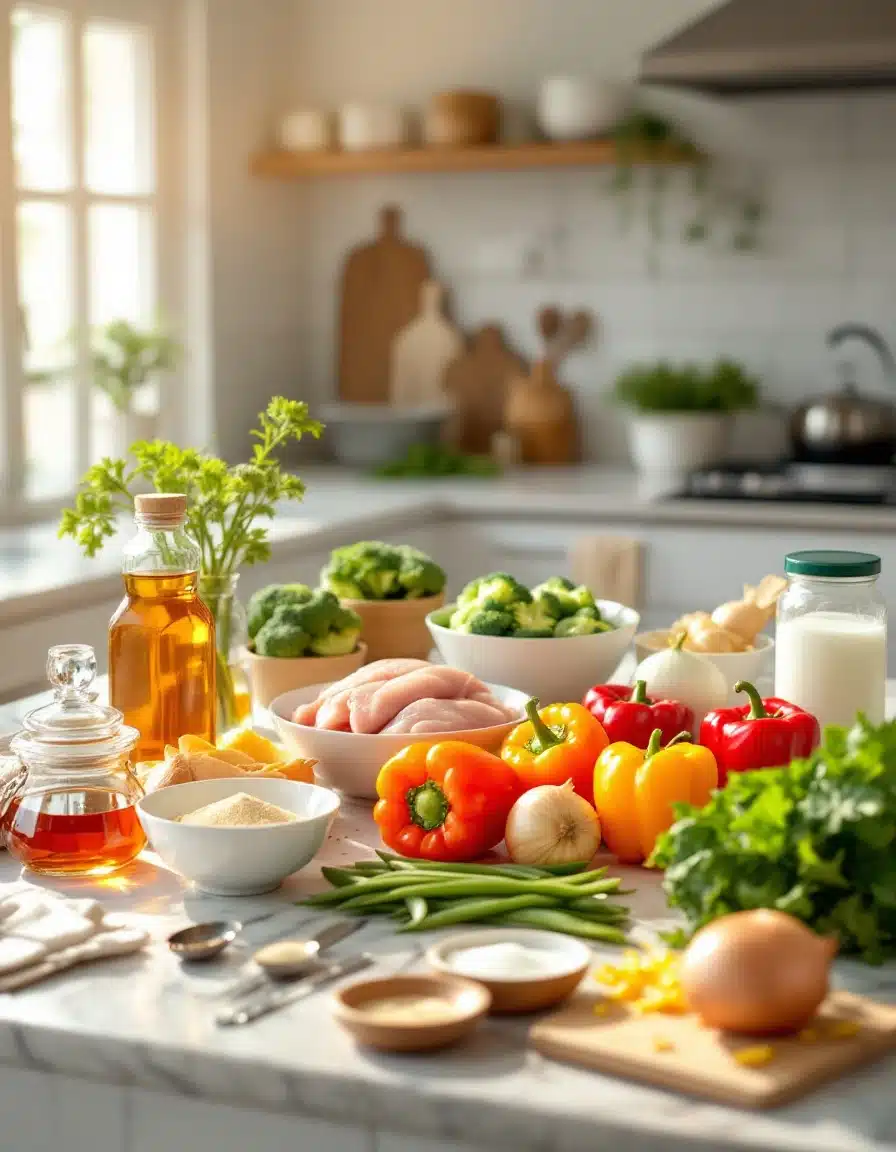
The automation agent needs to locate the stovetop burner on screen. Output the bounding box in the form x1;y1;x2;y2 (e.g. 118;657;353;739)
669;463;896;505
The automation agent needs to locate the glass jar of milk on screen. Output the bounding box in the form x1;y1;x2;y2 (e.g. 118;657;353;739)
775;551;886;729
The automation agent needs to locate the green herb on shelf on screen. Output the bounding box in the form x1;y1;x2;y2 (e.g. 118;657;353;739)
373;442;501;478
613;359;760;414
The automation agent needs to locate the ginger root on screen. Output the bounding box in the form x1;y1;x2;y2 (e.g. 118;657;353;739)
670;574;787;653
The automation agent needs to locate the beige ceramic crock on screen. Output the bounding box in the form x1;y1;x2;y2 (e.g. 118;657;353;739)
245;642;367;709
340;595;444;663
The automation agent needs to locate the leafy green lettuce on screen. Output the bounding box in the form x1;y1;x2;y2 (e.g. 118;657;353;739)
650;716;896;964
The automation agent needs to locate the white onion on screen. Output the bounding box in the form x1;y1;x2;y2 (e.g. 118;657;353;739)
504;779;601;866
635;636;728;732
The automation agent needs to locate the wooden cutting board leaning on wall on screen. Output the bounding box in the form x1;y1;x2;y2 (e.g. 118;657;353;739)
444;324;527;454
389;280;463;408
504;307;593;466
338;205;432;404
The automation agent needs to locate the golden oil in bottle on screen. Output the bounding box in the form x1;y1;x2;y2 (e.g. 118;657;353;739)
109;494;215;762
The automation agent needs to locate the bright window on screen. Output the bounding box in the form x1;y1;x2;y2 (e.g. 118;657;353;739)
1;0;179;516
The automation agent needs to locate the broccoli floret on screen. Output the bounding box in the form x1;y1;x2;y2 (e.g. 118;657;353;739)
568;584;597;611
512;599;558;634
514;627;554;638
532;577;595;618
574;604;603;622
246;583;314;640
456;609;515;637
397;545;447;600
456;577;483;607
321;541;444;601
429;606;454;628
448;601;479;630
289;589;343;638
254;604;313;657
553;614;613;638
476;573;532;609
534;576;575;594
309;605;363;656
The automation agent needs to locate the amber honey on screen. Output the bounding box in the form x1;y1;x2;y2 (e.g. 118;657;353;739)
109;570;216;763
4;787;146;876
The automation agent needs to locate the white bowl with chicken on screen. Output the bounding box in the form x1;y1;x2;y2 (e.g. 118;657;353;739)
270;659;529;798
426;601;640;706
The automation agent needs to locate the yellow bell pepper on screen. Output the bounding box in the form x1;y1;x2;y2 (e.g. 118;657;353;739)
593;728;717;864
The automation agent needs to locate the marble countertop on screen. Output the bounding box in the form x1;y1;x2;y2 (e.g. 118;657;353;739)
3;466;895;624
3;795;896;1152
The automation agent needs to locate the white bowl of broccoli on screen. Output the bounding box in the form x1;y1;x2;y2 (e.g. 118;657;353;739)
426;574;640;705
245;583;367;707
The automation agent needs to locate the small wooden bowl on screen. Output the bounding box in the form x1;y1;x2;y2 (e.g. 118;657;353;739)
245;642;367;709
427;929;591;1015
333;974;491;1052
340;595;443;663
423;90;500;147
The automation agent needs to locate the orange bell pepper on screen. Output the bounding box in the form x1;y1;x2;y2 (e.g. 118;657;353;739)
373;740;521;862
593;728;717;865
501;697;608;800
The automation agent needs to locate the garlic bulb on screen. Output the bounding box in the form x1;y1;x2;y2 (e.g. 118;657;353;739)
635;634;728;732
504;779;601;866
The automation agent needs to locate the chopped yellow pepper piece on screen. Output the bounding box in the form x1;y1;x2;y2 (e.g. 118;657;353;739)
652;1036;675;1052
733;1045;775;1068
595;948;684;1015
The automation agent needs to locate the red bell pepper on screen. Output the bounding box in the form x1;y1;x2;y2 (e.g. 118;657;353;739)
699;679;820;786
583;679;695;750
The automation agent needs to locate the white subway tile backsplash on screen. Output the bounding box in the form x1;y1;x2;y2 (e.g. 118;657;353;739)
303;91;896;458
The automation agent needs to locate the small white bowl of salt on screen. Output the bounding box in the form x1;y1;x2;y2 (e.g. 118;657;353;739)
137;777;340;895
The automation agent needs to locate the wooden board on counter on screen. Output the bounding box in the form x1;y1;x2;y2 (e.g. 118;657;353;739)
530;990;896;1110
444;324;526;454
389;280;462;408
338;206;432;404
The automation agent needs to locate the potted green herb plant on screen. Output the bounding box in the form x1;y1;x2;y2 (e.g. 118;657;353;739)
92;319;180;454
613;358;759;479
59;397;323;731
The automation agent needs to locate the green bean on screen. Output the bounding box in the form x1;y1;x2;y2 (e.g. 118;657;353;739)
491;908;628;944
405;895;428;926
333;875;614;911
401;894;557;932
536;861;594;876
378;853;546;880
320;867;364;888
303;871;471;905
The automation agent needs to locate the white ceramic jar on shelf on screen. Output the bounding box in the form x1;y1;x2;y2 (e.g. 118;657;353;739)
775;550;886;729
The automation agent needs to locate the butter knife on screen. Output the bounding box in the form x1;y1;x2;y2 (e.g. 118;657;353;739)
216;952;374;1027
218;917;366;1002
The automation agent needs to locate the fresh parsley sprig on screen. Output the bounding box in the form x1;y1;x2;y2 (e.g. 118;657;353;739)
58;397;323;576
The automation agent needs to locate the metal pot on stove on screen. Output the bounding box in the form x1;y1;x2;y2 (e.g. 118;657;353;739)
791;324;896;466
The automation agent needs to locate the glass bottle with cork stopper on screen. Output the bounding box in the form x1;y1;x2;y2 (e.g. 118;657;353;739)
2;644;146;876
109;492;216;763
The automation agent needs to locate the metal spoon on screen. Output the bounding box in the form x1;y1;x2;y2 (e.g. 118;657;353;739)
167;921;243;962
251;938;322;981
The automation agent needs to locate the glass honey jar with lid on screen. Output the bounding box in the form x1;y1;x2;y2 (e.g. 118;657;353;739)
2;643;146;877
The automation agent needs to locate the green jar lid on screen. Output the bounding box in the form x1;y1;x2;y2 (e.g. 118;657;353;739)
784;550;881;578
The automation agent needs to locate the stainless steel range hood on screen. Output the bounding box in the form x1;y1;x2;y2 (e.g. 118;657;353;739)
641;0;896;93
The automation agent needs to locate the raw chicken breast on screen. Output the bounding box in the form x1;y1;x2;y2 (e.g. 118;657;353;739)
291;659;430;726
345;666;491;734
381;697;514;734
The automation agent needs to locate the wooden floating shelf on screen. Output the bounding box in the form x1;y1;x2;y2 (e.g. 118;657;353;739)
251;140;699;180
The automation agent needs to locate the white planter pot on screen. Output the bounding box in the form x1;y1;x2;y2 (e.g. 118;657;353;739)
626;412;730;479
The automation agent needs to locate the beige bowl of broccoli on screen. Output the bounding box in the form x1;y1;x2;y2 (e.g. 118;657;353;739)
320;541;447;663
245;583;367;708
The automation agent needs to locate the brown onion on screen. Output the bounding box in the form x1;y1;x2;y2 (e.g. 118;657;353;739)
681;910;837;1035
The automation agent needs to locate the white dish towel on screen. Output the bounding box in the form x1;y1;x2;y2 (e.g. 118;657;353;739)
0;887;149;992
